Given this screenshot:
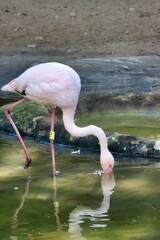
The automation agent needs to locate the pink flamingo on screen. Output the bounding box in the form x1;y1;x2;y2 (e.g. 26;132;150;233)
1;62;114;175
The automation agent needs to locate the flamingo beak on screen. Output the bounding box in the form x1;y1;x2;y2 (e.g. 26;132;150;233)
104;164;113;174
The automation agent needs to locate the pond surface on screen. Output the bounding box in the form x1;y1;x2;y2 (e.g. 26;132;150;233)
77;110;160;140
0;134;159;240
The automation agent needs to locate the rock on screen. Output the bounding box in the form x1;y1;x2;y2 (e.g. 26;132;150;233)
107;132;160;157
1;102;160;158
35;36;44;41
27;44;37;48
70;12;76;18
0;102;50;139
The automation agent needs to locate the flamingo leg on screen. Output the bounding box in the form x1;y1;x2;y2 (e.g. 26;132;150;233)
4;98;32;168
50;107;56;176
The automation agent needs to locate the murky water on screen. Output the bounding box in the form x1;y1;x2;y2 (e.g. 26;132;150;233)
77;110;160;140
0;135;159;240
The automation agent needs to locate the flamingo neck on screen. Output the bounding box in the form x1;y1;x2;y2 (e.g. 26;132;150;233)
62;108;109;154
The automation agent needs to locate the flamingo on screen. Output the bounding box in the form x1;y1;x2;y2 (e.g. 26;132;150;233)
1;62;114;176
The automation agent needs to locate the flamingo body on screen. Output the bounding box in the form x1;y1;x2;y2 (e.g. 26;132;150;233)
1;62;114;174
2;63;81;109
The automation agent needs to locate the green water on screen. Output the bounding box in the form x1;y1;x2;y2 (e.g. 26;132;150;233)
77;110;160;140
0;135;159;240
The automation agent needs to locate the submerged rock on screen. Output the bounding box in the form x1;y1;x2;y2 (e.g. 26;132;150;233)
0;102;160;158
0;102;52;141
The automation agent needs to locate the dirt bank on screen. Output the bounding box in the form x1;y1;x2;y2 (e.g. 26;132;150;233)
0;0;160;59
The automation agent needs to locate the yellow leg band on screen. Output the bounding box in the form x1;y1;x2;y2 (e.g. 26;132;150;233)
54;201;59;207
49;131;55;140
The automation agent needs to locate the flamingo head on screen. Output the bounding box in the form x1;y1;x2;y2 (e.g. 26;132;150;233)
100;150;114;174
104;164;113;174
1;79;17;93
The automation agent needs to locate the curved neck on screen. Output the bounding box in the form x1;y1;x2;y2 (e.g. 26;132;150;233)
62;108;108;153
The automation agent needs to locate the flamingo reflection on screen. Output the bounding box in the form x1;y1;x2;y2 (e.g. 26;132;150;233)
11;175;32;238
68;173;115;239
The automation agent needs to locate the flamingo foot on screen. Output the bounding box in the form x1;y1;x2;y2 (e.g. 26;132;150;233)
24;157;32;169
104;164;113;174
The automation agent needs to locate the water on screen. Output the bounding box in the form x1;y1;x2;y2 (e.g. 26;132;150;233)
0;135;159;240
77;110;160;140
